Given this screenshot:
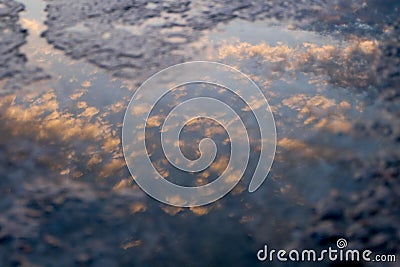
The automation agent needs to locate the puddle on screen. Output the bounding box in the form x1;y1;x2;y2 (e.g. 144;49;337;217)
2;0;136;198
1;0;399;266
209;20;339;46
209;22;400;218
12;5;378;199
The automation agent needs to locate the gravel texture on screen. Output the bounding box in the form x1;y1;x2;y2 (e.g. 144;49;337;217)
0;0;48;92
